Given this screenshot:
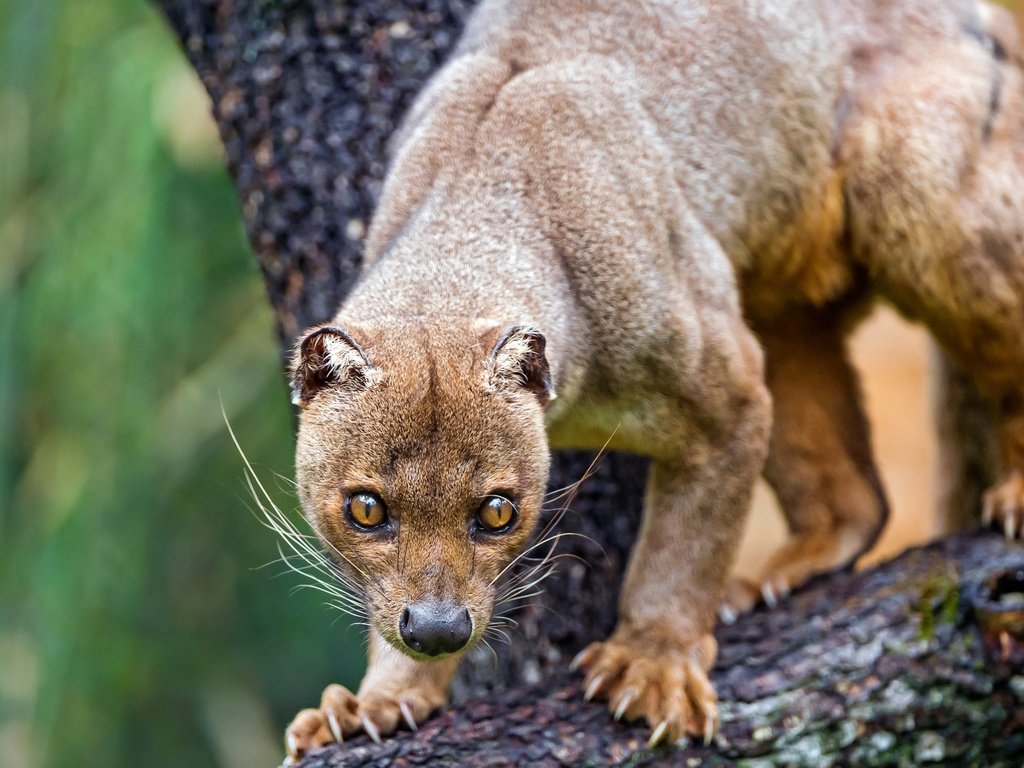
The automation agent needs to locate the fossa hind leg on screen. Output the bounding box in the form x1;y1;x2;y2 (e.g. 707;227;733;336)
843;28;1024;538
723;306;889;617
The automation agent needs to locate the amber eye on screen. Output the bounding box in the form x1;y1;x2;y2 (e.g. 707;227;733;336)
477;495;518;534
346;492;388;530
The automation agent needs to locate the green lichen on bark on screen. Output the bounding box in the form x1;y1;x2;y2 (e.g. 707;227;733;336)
914;568;961;641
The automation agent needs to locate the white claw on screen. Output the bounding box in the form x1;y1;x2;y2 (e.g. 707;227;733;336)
286;732;299;757
1005;511;1017;540
360;713;383;745
613;690;636;721
584;674;605;701
983;496;995;526
648;720;670;748
327;712;343;743
570;647;590;671
399;700;418;731
703;716;716;746
718;604;737;626
762;582;778;608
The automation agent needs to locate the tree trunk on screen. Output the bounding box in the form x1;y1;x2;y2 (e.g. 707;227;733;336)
153;1;1024;764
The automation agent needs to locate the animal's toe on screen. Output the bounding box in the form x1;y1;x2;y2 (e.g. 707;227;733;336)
285;708;330;763
720;577;759;623
983;472;1024;540
285;681;430;762
320;684;360;742
356;696;402;741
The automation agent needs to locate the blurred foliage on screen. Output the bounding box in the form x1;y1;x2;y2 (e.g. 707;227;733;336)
0;1;364;766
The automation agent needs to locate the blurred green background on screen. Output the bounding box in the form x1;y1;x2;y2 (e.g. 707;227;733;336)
0;1;365;766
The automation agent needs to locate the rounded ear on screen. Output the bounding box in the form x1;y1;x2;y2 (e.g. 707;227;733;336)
289;325;376;408
486;324;555;406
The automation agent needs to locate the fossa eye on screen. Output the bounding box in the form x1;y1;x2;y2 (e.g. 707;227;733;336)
476;495;518;533
346;492;388;530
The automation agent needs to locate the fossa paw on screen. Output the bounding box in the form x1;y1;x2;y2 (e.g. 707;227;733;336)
720;528;873;621
571;628;719;747
284;683;440;762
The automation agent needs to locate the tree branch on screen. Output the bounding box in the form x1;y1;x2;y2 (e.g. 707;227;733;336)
290;532;1024;767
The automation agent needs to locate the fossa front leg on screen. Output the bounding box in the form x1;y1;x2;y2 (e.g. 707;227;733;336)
574;346;772;745
285;630;458;762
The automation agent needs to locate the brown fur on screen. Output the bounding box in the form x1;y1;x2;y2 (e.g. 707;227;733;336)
284;0;1024;758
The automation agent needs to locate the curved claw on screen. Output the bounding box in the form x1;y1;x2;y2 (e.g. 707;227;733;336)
647;719;670;748
703;712;716;746
584;673;605;702
399;700;418;732
570;646;596;671
326;711;343;743
613;689;636;721
1004;508;1018;540
761;582;778;608
285;732;299;758
360;713;382;745
983;495;995;526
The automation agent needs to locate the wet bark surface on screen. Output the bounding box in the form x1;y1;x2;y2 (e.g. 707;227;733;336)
153;1;1024;764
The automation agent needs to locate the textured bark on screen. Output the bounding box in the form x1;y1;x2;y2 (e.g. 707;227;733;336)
284;533;1024;767
153;1;1024;765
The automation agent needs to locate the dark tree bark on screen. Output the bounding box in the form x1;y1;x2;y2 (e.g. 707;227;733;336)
280;533;1024;767
153;1;1024;764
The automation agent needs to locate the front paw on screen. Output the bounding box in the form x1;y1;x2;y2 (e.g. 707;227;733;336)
571;627;718;746
284;683;442;763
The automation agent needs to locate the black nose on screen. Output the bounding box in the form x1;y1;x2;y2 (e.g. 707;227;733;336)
399;601;473;656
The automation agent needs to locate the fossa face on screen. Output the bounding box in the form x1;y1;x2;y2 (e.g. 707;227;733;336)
291;323;552;659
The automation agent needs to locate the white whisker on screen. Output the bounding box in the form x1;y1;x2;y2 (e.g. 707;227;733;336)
479;636;499;663
485;625;513;646
222;405;371;622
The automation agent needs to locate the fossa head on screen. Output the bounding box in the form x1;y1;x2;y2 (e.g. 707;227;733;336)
290;321;553;660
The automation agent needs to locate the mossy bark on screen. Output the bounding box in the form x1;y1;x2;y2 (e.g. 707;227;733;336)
154;1;1024;764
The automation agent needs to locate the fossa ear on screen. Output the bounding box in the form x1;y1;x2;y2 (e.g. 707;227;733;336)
290;325;376;408
486;324;555;407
